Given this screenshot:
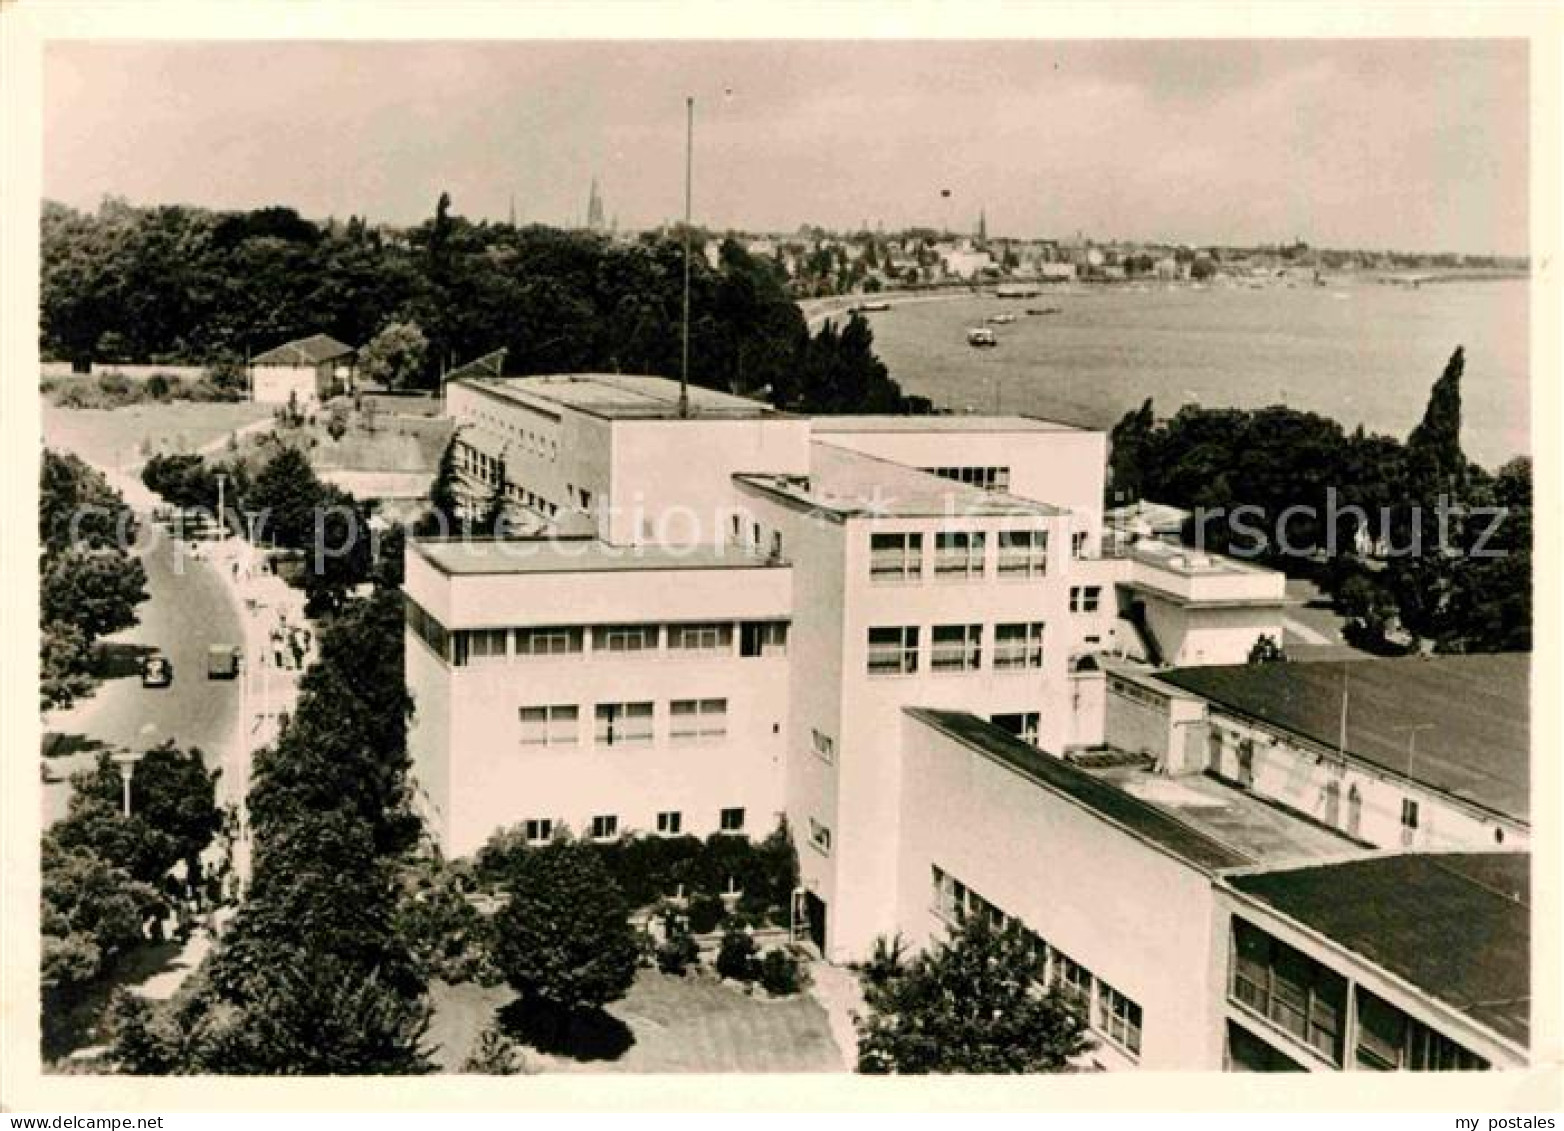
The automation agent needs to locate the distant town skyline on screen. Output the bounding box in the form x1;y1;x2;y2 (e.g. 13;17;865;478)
44;39;1529;257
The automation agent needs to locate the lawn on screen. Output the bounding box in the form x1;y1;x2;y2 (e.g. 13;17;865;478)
428;969;846;1074
42;400;273;473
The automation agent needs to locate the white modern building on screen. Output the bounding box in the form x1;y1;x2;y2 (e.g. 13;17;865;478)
403;372;1530;1071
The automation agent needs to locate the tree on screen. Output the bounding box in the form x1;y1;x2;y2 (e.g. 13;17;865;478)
417;435;463;537
248;446;325;550
1405;345;1468;497
56;744;221;885
855;915;1095;1074
358;321;429;391
41;620;95;711
489;842;640;1016
1246;634;1287;664
41;546;148;641
41;837;163;1005
1108;398;1156;504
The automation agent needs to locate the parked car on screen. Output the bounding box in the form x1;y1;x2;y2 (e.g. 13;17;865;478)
207;643;241;680
141;652;173;688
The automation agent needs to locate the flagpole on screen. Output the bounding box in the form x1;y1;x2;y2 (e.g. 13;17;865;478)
1336;662;1349;759
679;95;693;419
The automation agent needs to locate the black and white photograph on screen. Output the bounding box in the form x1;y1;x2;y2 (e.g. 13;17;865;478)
1;1;1558;1116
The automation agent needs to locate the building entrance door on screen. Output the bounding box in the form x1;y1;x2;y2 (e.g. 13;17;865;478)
804;892;828;952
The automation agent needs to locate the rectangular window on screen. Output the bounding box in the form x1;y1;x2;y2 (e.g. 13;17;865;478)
590;815;619;840
524;818;553;845
720;807;746;833
1400;798;1420;846
668;622;733;654
868;626;920;676
739;621;789;657
594;701;654;746
869;531;923;583
809;818;832;855
997;530;1048;577
1229;918;1347;1065
991;711;1041;746
931;624;983;672
1054;953;1095;1014
518;705;578;747
670;698;727;742
1097;980;1143;1057
404;594;450;662
810;728;836;764
1072;530;1090;558
934;531;986;579
464;628;509;663
1070;586;1103;614
656;810;683;836
994;622;1046;670
515;626;584;657
593;624;659;654
1355;987;1487;1071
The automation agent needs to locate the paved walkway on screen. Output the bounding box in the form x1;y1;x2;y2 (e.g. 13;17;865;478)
808;961;865;1071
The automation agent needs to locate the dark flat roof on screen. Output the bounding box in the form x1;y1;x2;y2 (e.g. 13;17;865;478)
1229;853;1530;1047
1156;655;1529;822
907;709;1251;872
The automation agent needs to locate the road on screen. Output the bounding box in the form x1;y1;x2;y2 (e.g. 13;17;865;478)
42;527;243;825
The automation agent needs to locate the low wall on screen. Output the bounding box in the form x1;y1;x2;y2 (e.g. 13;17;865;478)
42;362;209;381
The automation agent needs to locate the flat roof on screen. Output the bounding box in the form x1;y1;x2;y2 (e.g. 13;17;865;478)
1084;765;1365;865
1130;538;1275;578
1156;655;1530;823
1228;853;1530;1047
736;441;1066;520
907;709;1251;872
412;536;785;576
458;373;784;421
811;414;1083;434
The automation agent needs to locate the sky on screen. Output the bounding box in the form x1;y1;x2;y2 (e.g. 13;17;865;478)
43;39;1530;255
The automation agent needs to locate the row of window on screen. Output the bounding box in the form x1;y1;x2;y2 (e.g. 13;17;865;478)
459;407;560;463
1230;917;1486;1070
867;622;1047;676
520;806;746;845
919;465;1012;492
405;598;790;666
931;866;1143;1057
870;530;1050;582
519;698;729;747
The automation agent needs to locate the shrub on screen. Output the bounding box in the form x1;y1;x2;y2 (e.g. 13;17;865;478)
461;1024;533;1075
145;373;173;401
715;926;759;983
686;892;726;935
758;947;807;996
655;915;700;977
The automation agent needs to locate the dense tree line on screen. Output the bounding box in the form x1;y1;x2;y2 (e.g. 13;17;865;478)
109;586;432;1074
42;197;922;414
39;451;148;710
1109;346;1531;653
43;743;221;1058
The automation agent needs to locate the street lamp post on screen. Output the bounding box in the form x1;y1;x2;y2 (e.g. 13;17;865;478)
110;751;144;818
215;472;228;540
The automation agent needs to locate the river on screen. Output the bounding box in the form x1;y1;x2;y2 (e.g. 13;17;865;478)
850;278;1528;470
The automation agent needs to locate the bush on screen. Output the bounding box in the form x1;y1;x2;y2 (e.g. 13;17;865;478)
686;892;726;935
758;947;807;996
145;373;173;401
461;1024;532;1075
655;915;701;977
715;926;759;983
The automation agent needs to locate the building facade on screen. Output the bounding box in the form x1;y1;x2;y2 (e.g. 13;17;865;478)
402;372;1529;1072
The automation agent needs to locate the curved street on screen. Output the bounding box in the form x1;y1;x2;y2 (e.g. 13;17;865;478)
42;526;243;825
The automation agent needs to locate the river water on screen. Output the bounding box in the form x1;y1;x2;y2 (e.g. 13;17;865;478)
857;279;1529;470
